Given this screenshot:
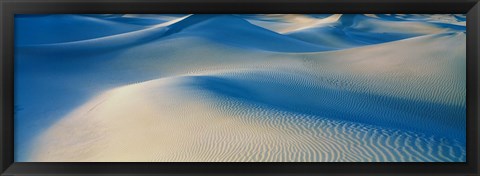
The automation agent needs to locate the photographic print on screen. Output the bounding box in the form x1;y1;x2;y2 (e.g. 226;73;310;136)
14;14;466;162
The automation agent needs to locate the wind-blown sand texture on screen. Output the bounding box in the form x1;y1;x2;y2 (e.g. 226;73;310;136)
14;14;466;162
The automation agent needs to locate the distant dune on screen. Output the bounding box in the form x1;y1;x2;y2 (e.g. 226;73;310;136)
14;14;467;162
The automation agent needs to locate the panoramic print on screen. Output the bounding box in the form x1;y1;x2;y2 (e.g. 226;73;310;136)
14;14;466;162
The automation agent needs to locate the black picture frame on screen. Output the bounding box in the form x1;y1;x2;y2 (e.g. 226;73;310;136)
1;0;479;175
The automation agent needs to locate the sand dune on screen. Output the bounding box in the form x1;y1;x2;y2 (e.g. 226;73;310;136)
87;14;188;26
30;32;466;162
162;14;334;52
15;15;194;55
243;14;342;34
14;14;467;162
282;14;465;49
18;14;334;55
31;75;465;162
374;14;466;26
18;14;465;54
15;14;148;45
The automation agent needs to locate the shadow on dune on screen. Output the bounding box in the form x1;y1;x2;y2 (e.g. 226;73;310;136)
15;14;148;45
18;14;336;55
184;74;465;143
286;14;465;49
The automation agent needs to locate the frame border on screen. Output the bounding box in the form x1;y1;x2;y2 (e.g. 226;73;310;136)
1;0;479;175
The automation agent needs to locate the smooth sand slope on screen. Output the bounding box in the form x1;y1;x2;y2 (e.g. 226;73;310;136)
15;14;152;45
15;14;467;162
